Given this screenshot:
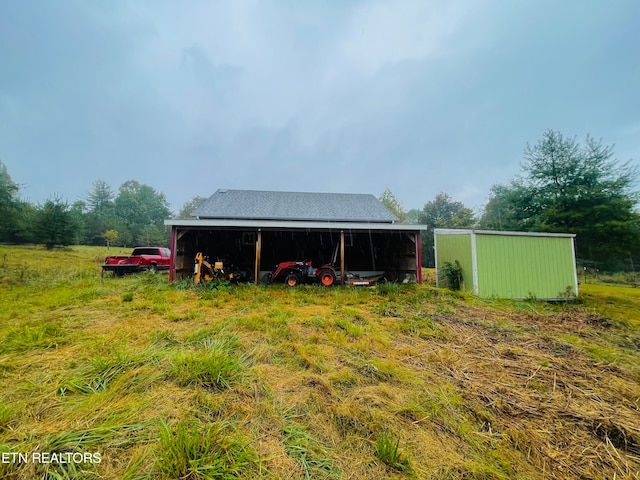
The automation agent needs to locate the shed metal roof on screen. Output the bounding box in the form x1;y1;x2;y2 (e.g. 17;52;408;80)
434;228;576;238
192;189;399;223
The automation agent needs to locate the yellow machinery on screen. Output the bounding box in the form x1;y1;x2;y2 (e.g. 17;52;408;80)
194;252;239;284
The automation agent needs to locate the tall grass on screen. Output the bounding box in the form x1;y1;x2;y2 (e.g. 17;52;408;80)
0;322;67;353
59;349;159;395
0;246;638;479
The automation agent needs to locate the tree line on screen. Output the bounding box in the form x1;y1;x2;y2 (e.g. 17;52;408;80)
380;130;640;272
0;172;175;249
1;129;639;270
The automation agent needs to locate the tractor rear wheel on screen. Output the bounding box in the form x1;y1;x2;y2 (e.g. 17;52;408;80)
285;273;300;287
318;269;336;287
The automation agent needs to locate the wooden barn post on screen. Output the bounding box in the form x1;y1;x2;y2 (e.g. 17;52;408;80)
416;231;422;284
340;230;345;285
254;229;262;285
169;226;176;282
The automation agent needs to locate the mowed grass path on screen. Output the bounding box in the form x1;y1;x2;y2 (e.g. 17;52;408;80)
0;245;639;479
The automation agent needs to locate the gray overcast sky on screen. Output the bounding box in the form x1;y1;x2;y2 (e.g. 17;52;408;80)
1;0;639;215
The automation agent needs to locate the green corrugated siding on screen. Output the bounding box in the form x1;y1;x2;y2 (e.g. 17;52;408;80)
475;234;576;299
435;232;474;293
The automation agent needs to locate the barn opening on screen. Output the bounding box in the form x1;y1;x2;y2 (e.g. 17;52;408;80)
168;224;422;283
165;189;427;284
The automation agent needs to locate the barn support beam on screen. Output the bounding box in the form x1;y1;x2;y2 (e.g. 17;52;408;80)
416;232;422;284
340;230;345;285
254;229;262;285
169;227;177;282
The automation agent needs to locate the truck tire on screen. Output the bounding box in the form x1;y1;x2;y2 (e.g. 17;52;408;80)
149;263;158;273
285;273;300;287
318;269;336;287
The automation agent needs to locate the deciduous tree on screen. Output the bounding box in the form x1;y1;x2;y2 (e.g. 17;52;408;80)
0;161;20;242
379;189;407;222
419;193;476;267
114;180;171;246
102;229;119;248
178;196;207;219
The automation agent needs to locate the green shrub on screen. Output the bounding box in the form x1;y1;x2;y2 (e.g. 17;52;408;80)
439;260;463;291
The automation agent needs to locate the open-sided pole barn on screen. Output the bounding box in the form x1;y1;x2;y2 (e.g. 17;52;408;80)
165;190;427;285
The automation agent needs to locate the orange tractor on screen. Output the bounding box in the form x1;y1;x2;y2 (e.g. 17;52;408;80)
263;260;337;287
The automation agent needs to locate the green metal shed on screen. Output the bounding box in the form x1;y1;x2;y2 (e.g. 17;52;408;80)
434;229;578;300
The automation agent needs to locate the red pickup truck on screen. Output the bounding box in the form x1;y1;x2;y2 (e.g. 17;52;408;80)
102;247;171;275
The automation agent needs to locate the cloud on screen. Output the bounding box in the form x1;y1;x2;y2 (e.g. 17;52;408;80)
338;0;482;74
0;0;638;214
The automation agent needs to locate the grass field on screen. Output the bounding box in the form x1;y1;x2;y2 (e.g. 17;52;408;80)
0;245;639;479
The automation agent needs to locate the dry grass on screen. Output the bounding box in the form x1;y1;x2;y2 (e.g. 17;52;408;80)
0;245;639;479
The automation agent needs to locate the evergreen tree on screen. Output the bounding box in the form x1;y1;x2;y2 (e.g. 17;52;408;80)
35;196;76;249
84;180;117;245
69;200;87;245
480;130;640;269
10;202;38;244
85;179;115;218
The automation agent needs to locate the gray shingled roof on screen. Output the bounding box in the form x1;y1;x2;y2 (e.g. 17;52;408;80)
192;189;398;223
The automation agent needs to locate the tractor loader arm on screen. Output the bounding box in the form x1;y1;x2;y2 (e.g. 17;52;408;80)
194;252;215;284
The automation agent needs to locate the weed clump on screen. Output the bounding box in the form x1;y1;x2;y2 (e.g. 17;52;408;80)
170;335;248;390
375;431;411;472
156;419;256;479
121;292;134;302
